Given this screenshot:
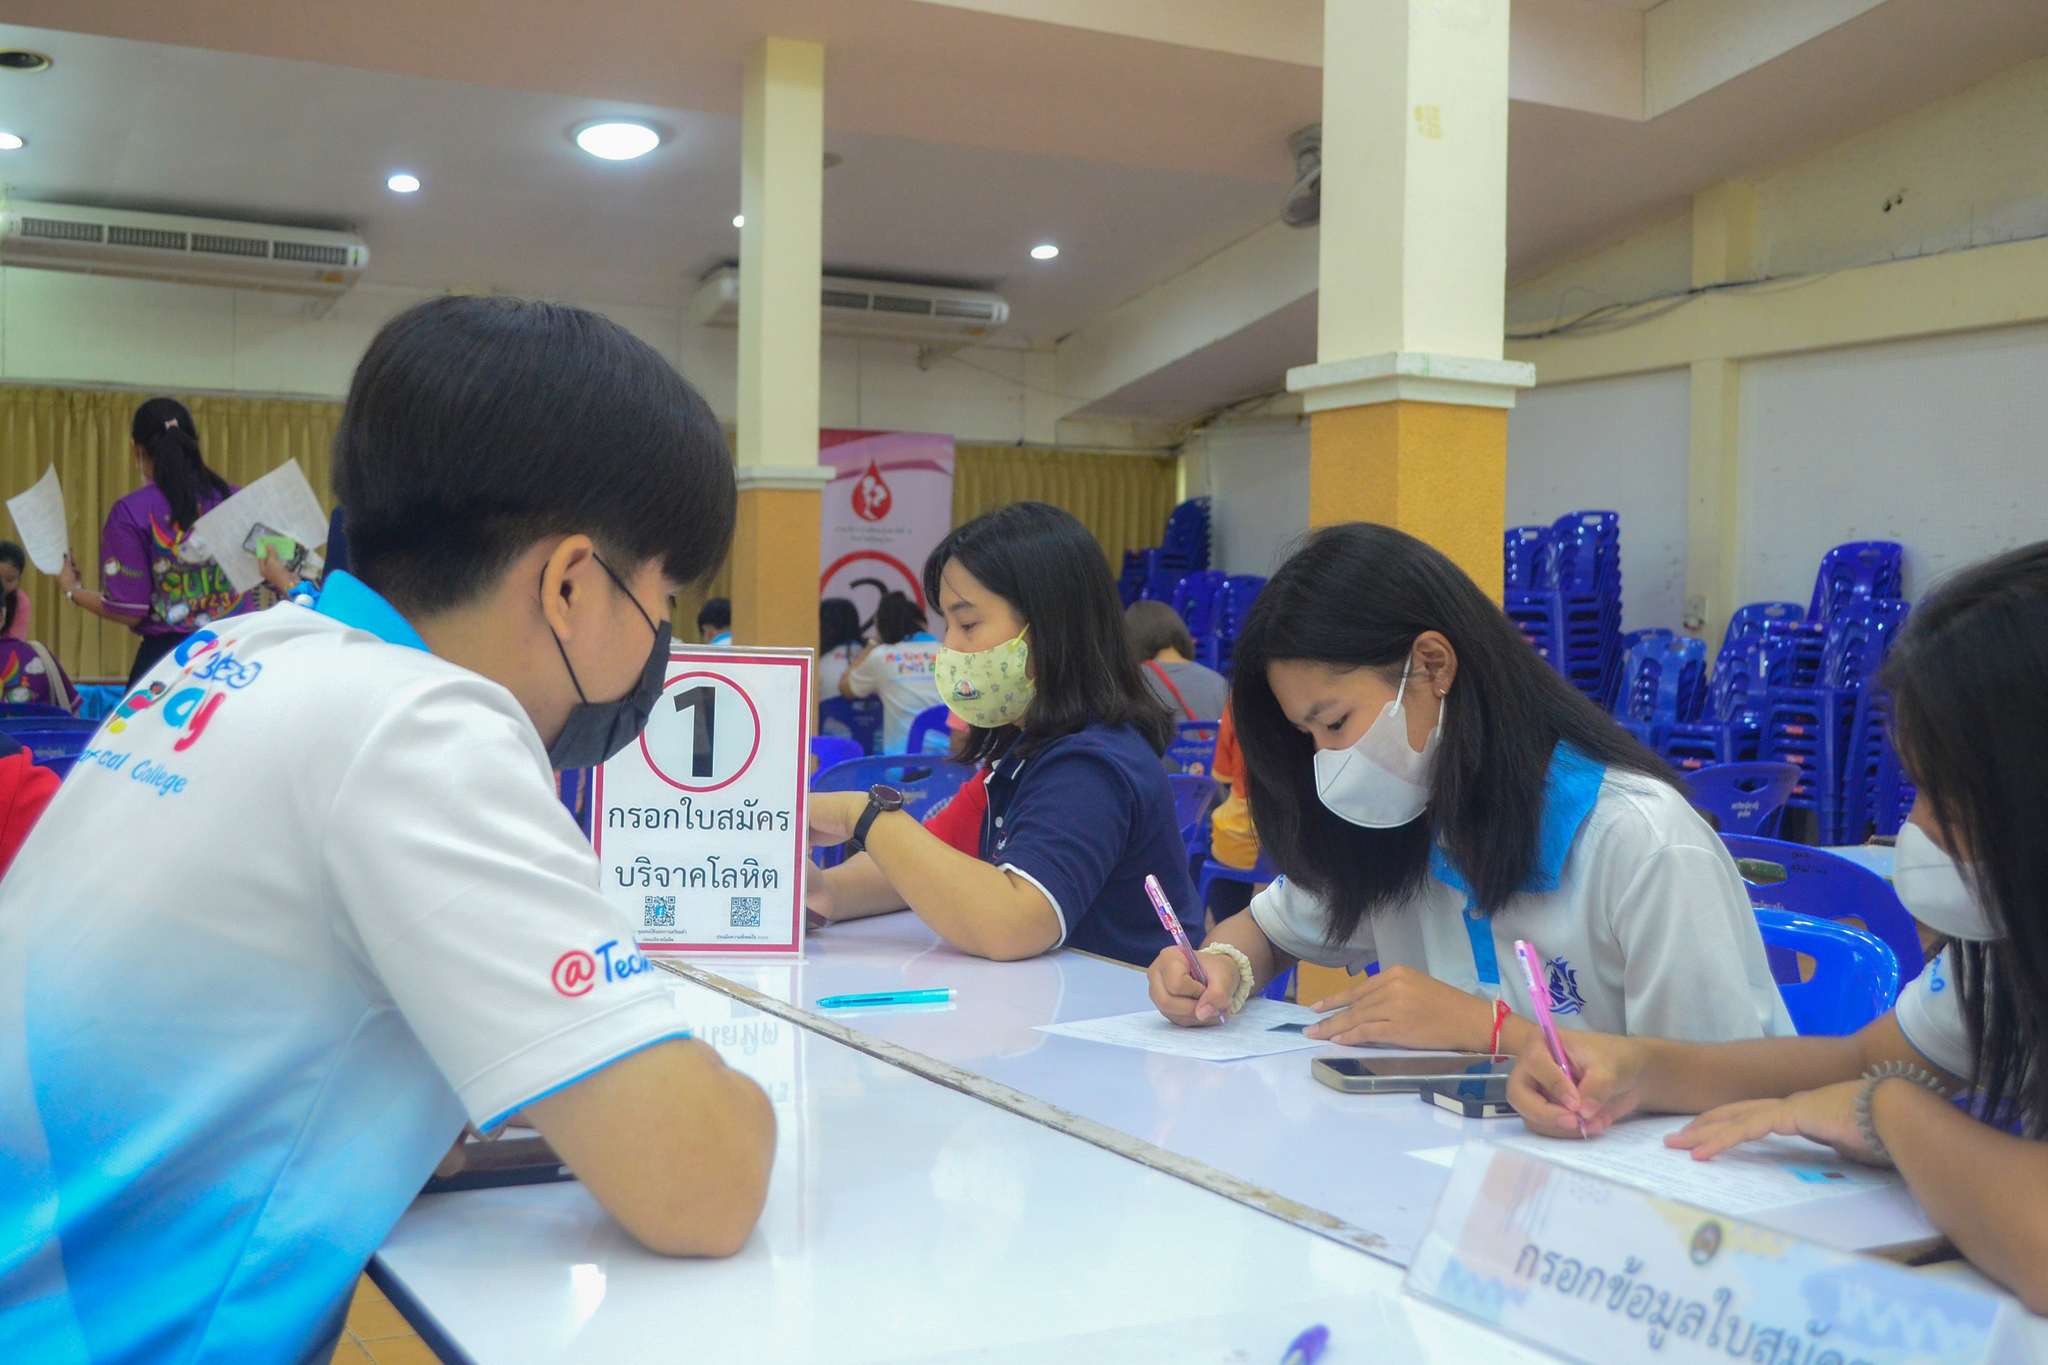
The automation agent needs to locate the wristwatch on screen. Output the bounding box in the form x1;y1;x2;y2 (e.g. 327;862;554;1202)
846;783;906;854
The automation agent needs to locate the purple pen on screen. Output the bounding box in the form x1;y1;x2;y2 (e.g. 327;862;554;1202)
1145;873;1211;992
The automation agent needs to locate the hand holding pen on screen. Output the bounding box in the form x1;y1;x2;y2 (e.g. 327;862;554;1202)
1144;874;1236;1026
1514;939;1588;1139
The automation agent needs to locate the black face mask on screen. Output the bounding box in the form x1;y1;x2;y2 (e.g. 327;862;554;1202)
544;555;672;771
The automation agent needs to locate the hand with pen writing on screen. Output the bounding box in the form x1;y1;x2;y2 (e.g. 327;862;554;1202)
1147;947;1239;1027
1508;1029;1650;1137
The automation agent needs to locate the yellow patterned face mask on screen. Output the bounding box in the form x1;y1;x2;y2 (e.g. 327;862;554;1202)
934;628;1035;729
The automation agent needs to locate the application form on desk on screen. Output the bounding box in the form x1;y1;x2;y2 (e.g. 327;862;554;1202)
1035;999;1327;1061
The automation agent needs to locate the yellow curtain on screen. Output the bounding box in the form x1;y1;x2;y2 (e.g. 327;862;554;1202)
952;445;1179;569
0;386;342;681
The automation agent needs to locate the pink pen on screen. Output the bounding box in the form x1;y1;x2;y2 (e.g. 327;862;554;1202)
1514;939;1588;1139
1146;874;1218;1014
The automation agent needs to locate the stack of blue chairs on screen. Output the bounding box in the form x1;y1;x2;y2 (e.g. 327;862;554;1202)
1194;575;1265;675
1762;598;1910;844
1809;542;1904;626
1119;499;1212;607
1170;571;1228;639
1504;526;1551;591
1615;635;1707;748
1504;511;1624;708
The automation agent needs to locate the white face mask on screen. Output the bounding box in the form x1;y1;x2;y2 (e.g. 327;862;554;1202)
1311;655;1442;828
1893;822;2002;942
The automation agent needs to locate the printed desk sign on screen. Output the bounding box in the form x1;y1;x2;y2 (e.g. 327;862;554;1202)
595;646;811;956
1406;1143;2034;1365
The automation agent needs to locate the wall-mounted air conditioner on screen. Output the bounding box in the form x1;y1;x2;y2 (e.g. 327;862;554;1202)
0;199;368;297
689;264;1009;342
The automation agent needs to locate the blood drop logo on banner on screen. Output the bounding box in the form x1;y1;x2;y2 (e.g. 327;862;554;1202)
819;431;954;635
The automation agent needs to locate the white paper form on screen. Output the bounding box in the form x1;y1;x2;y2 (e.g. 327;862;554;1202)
1035;998;1329;1061
190;461;330;595
1493;1114;1900;1216
6;467;70;573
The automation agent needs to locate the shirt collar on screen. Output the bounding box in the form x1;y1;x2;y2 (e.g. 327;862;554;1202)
310;571;430;653
1431;741;1606;901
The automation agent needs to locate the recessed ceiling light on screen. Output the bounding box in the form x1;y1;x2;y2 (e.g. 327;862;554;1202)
1030;243;1059;260
574;120;662;161
0;51;52;73
0;133;24;151
732;214;745;228
387;173;421;194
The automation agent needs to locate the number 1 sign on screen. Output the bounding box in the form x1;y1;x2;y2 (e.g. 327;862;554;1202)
593;646;811;956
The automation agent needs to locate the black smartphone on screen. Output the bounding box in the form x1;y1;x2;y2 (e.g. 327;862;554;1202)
1311;1053;1513;1095
1420;1074;1515;1118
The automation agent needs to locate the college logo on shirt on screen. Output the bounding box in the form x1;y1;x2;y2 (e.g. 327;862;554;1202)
1546;956;1587;1016
104;629;263;753
551;939;652;997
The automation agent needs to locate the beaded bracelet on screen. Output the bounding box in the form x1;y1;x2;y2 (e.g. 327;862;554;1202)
1853;1060;1950;1167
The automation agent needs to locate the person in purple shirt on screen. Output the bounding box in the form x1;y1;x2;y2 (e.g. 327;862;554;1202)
56;397;250;687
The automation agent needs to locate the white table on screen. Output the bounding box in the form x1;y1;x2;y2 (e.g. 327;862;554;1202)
374;974;1556;1365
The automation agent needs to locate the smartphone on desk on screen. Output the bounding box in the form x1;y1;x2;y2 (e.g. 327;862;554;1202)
1311;1053;1513;1095
1420;1073;1515;1118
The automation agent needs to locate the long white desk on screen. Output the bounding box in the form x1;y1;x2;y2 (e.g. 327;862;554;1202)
678;914;1930;1265
374;973;1556;1365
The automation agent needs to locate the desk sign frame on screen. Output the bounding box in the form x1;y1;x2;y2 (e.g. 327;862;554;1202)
1405;1143;2032;1365
593;646;811;958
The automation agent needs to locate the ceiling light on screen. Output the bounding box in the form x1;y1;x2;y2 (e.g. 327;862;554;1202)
732;214;744;228
0;133;23;151
0;51;52;73
574;120;662;161
1030;243;1059;260
387;173;421;194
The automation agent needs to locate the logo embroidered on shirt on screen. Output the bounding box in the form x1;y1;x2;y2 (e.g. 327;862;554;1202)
551;939;651;997
1546;956;1587;1016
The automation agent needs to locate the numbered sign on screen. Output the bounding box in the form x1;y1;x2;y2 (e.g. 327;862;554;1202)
593;647;811;956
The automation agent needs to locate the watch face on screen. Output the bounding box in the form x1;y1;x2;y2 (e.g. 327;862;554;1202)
872;783;906;811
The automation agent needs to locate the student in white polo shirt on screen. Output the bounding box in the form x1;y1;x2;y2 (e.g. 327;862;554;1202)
1147;522;1789;1052
0;296;775;1365
1511;543;2048;1311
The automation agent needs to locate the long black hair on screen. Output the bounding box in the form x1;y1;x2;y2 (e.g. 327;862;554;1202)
131;397;231;533
874;591;926;645
1883;541;2048;1138
924;500;1172;764
820;597;864;655
0;540;22;634
1233;523;1675;949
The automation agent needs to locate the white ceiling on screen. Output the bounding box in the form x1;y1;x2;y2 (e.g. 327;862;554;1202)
2;0;2048;425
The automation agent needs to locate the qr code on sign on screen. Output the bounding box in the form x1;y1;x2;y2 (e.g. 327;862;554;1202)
729;896;762;928
643;896;675;928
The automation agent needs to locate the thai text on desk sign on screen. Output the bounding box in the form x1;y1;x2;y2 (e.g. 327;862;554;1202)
1405;1143;2033;1365
594;646;811;957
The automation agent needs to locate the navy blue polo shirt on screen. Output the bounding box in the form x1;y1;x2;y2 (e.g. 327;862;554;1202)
979;721;1194;967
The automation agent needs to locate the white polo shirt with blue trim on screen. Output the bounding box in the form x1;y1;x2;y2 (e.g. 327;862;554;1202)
0;573;691;1364
1249;747;1793;1043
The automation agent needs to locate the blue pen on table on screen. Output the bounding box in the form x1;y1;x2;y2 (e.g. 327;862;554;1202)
1514;938;1588;1139
1281;1324;1329;1365
816;988;956;1011
1146;873;1225;1022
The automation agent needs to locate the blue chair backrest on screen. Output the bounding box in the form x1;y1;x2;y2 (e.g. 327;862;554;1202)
812;756;973;823
1621;636;1706;724
1165;719;1219;776
1141;565;1181;603
0;702;75;721
0;714;96;736
1168;773;1218;852
904;703;954;757
1722;833;1924;983
1752;907;1899;1036
558;767;593;835
817;696;883;756
1220;576;1266;629
1544;511;1620;593
14;730;92;759
1809;541;1904;624
1505;526;1552;591
38;755;76;781
1819;598;1910;688
1725;602;1804;643
809;735;863;775
1683;762;1799;836
1171;572;1227;636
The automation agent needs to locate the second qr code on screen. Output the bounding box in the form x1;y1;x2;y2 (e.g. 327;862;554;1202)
729;896;761;928
643;896;675;928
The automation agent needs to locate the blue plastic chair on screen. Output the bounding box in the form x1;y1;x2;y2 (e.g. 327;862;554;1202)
38;755;76;781
1167;773;1217;855
557;768;593;835
809;735;862;776
904;703;954;757
1722;833;1924;984
1682;762;1799;836
1725;602;1804;644
1809;542;1904;625
1753;907;1899;1036
811;756;974;868
0;702;75;721
1194;852;1294;1001
9;723;97;759
1165;719;1219;776
1504;526;1552;591
817;696;884;756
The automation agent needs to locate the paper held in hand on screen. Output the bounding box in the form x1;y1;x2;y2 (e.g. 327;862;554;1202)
190;461;330;595
593;646;812;957
5;467;70;574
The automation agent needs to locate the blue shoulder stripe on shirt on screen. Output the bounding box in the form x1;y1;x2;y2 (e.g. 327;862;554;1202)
309;571;430;653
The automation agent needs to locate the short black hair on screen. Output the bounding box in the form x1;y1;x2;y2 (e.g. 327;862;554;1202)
924;500;1172;763
874;592;925;644
0;541;23;573
1124;599;1195;661
819;597;863;655
333;295;735;616
1233;523;1676;949
698;597;732;632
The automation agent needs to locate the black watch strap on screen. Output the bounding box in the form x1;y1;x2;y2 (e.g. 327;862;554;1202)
846;784;905;854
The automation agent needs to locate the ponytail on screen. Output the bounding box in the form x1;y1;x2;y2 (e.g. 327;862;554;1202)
130;397;230;532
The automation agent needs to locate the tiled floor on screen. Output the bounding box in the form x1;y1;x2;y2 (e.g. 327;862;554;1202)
329;1274;448;1365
